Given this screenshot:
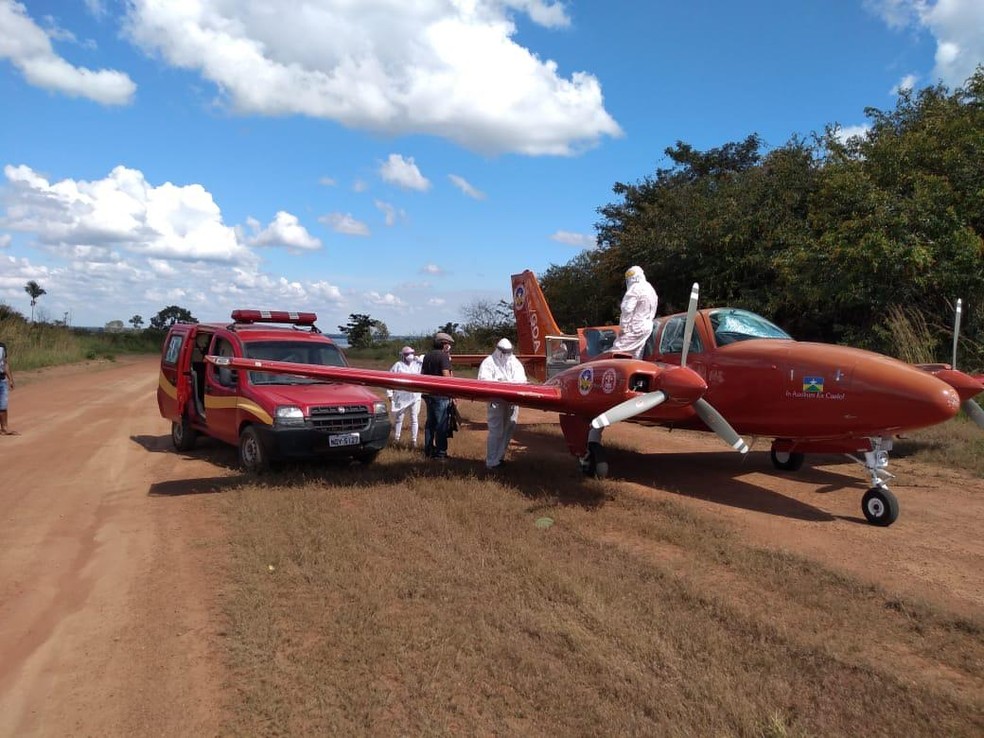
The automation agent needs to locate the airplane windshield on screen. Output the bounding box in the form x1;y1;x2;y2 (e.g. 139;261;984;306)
244;341;347;384
709;309;791;346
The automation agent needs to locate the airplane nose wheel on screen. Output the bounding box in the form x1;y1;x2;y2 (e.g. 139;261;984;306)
861;486;899;527
579;442;609;478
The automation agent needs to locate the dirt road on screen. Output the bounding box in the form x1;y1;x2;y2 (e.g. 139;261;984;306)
0;358;981;735
0;357;229;736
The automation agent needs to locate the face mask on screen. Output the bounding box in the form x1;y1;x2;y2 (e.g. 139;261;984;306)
403;354;415;363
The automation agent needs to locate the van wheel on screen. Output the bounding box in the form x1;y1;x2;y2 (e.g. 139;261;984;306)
172;418;198;451
239;426;270;473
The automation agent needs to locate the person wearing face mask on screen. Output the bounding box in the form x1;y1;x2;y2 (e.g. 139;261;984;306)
610;265;658;359
477;338;527;469
386;346;422;446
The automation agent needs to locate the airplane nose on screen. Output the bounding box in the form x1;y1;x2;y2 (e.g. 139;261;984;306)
659;365;707;404
852;357;961;431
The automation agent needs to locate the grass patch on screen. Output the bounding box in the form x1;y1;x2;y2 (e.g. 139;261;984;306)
896;417;984;477
219;451;984;737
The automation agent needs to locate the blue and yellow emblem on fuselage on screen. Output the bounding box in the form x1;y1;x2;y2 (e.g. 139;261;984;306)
803;375;824;393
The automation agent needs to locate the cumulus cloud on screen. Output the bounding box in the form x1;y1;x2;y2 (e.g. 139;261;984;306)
121;0;620;155
833;124;870;145
0;0;135;104
427;297;446;306
0;163;355;328
892;73;918;93
318;212;371;236
866;0;984;87
550;230;596;249
318;176;337;187
421;263;445;275
244;211;322;250
365;291;406;307
380;154;431;191
448;174;486;200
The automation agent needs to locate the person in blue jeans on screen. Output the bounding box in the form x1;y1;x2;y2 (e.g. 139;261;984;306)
0;340;15;435
421;332;454;459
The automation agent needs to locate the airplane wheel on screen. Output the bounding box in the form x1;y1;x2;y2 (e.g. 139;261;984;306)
171;418;197;451
861;487;899;527
239;426;271;473
771;449;804;471
583;442;608;479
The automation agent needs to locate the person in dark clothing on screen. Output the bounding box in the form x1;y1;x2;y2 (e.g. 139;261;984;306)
421;332;454;459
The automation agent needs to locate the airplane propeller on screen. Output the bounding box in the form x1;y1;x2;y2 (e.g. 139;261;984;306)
950;297;984;430
591;282;749;454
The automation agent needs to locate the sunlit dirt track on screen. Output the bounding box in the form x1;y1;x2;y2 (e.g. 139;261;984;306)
0;356;981;735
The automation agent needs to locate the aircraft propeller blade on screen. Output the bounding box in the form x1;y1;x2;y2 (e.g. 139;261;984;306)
694;398;749;454
680;283;700;368
962;398;984;430
952;298;963;368
591;391;667;429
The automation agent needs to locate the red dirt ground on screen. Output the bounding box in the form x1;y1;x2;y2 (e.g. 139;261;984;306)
0;356;981;734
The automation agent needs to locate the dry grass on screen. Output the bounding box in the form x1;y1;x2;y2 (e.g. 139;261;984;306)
896;416;984;477
218;435;983;736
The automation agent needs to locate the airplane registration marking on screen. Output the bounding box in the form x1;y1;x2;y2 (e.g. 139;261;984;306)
601;368;617;394
578;367;593;396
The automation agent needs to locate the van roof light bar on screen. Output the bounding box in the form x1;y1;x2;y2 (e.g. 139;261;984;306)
229;309;318;327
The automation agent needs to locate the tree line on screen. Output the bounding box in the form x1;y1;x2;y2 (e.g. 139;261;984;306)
540;68;984;371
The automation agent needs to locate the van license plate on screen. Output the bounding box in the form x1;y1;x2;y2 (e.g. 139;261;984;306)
329;433;360;448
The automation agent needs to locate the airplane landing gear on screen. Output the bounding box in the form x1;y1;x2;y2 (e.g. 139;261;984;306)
578;427;609;478
848;437;899;526
861;486;899;526
579;442;609;478
770;448;804;471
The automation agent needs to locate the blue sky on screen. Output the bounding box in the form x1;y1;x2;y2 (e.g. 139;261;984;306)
1;1;982;333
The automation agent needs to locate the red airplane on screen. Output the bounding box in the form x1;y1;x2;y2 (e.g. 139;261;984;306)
209;271;984;527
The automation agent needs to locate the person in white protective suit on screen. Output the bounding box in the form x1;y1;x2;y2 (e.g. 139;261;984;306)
386;346;423;446
477;338;528;469
610;265;658;358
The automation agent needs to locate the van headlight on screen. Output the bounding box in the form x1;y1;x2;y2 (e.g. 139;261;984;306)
274;405;306;427
373;401;388;415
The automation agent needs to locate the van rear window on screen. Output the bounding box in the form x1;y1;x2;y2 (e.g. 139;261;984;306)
163;335;183;365
244;341;347;384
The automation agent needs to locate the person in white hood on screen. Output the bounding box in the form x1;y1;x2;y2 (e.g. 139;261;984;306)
477;338;527;468
611;265;658;358
386;346;422;446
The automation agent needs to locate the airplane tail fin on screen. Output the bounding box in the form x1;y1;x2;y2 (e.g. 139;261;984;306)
511;270;562;357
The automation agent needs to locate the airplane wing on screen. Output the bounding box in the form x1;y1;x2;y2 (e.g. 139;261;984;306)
211;356;566;411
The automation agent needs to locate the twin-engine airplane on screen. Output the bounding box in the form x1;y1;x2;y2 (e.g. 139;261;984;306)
209;271;984;527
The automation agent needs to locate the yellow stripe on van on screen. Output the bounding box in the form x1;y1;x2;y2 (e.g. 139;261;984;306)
158;370;178;399
203;395;273;425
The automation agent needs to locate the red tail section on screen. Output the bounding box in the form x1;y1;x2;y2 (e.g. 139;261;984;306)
511;270;562;356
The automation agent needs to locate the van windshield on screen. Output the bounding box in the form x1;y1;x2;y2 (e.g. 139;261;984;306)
244;340;347;384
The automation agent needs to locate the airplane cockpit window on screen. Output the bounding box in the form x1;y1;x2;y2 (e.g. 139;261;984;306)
658;316;703;355
709;309;791;346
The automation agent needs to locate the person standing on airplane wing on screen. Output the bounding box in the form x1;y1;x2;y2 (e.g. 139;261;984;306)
477;338;527;469
611;265;658;358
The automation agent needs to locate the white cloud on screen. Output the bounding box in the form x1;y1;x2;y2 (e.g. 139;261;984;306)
427;297;446;306
318;176;337;187
374;199;404;226
380;154;431;192
121;0;621;155
365;291;406;307
448;174;486;200
833;124;870;145
0;233;10;248
550;230;596;249
892;73;918;93
866;0;984;87
244;211;322;251
352;179;369;193
0;0;135;104
318;212;371;236
421;263;445;275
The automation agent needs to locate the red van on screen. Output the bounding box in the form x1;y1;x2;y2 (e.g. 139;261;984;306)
157;310;390;471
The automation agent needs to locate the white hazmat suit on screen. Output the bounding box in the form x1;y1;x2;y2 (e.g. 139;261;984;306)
477;338;527;468
611;265;658;358
386;347;422;446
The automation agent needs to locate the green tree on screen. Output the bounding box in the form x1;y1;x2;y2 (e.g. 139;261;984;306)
24;280;46;323
129;314;144;330
339;313;388;348
461;298;516;346
150;305;197;330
